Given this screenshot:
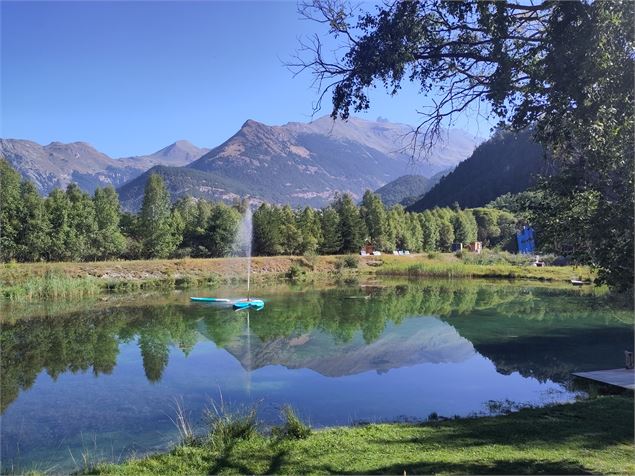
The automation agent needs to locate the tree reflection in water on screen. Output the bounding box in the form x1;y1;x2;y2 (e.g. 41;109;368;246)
1;281;632;413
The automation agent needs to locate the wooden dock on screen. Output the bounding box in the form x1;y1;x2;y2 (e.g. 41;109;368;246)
572;368;635;390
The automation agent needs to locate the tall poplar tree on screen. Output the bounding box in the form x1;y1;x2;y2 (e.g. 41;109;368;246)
0;159;22;261
93;187;126;260
139;174;180;259
16;182;50;262
360;190;388;250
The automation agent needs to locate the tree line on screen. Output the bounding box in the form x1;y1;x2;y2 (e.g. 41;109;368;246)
0;159;518;263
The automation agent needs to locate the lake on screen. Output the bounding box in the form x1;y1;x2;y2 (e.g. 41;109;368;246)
1;279;632;473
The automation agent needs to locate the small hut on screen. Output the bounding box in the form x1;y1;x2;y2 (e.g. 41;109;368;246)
360;242;374;256
465;242;483;253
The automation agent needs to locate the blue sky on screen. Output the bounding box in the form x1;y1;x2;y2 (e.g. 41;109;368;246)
1;1;493;157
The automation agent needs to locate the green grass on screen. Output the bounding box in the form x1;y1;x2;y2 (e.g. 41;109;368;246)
92;396;633;475
1;271;102;302
377;260;594;282
0;269;223;303
0;253;597;303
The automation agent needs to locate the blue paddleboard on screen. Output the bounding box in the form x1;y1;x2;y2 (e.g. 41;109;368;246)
190;297;231;303
232;299;265;310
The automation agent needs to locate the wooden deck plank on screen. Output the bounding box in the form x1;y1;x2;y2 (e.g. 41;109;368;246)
572;368;635;390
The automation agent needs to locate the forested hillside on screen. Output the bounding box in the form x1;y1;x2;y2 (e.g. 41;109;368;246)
406;131;547;212
374;175;434;207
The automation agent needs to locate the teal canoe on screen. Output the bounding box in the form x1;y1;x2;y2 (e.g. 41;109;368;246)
232;299;265;310
190;297;231;303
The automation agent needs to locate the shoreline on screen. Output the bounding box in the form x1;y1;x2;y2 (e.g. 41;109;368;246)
90;396;634;475
1;253;597;303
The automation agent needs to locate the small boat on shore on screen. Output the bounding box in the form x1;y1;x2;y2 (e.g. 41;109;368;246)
570;279;591;286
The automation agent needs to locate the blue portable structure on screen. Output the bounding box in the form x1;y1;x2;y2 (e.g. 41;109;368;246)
516;226;536;254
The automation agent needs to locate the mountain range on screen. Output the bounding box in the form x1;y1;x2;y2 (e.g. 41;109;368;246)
119;116;479;210
216;317;475;378
0;139;209;195
1;116;480;209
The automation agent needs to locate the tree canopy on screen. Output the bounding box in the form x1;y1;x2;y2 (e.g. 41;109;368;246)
295;0;634;290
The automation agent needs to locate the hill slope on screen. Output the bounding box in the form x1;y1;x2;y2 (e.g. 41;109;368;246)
374;175;434;207
116;165;250;211
407;130;548;212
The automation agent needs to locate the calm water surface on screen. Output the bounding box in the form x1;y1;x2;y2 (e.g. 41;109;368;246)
1;279;632;472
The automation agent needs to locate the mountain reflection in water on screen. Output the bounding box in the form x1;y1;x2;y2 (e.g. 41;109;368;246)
219;317;475;377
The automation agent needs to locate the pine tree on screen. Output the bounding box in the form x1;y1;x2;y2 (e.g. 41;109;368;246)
333;194;367;253
319;207;342;254
279;205;303;255
297;207;322;255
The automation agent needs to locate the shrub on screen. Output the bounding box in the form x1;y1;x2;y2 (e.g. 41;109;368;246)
272;405;311;440
343;255;359;268
285;264;305;281
205;400;258;450
336;255;359;270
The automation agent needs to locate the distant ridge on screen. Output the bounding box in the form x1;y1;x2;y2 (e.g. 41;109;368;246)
1;116;479;209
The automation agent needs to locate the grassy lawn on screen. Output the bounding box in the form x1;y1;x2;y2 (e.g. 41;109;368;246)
93;396;633;475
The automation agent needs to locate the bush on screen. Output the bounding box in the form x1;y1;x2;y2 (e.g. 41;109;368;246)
205;401;258;449
336;255;359;270
460;249;536;266
285;264;305;281
300;253;317;270
427;252;438;259
272;406;311;440
343;255;359;268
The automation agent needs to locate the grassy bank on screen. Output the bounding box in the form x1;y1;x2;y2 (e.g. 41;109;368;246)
0;253;594;302
91;396;633;475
